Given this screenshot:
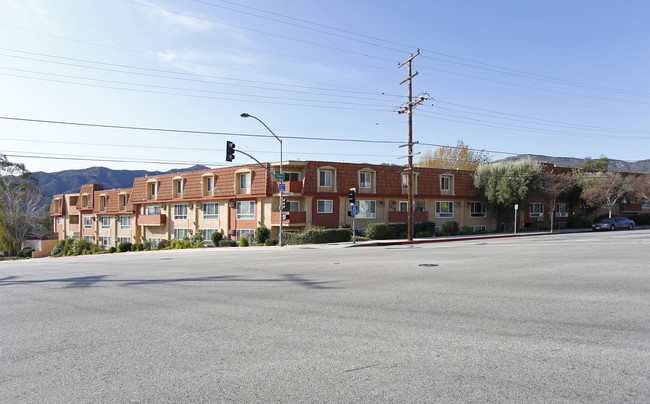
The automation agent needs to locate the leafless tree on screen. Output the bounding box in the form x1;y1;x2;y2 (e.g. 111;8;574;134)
581;172;634;218
545;172;575;232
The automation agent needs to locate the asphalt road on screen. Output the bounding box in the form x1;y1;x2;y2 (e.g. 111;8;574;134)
1;230;649;403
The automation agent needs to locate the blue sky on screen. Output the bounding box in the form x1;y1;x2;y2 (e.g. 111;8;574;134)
1;0;649;173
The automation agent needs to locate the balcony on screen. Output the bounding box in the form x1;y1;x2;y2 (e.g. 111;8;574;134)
388;211;429;223
138;214;166;226
272;211;306;226
620;203;642;212
273;181;303;194
68;223;80;232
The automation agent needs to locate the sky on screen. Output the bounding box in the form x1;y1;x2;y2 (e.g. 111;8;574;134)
1;0;649;173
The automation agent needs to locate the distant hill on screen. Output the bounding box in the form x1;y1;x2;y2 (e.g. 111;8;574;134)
498;154;650;173
33;165;210;198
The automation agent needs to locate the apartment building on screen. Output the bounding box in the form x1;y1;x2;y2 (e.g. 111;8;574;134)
51;160;649;246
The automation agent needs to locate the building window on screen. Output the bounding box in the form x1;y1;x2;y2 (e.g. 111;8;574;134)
120;215;131;229
472;225;486;232
173;204;188;220
530;203;544;217
279;171;300;181
556;203;568;217
173;228;188;240
120;237;130;244
101;216;111;229
319;170;332;187
357;200;376;219
317;200;333;214
99;195;107;211
441;176;450;191
99;236;110;246
83;216;93;229
236;229;254;244
470;202;486;218
399;201;408;212
145;205;161;215
283;200;300;212
205;176;214;192
202;228;217;241
150;182;157;197
402;174;409;189
119;194;127;211
236;201;255;220
435;201;454;218
82;194;89;207
149;237;162;244
56;217;64;225
360;172;372;189
84;235;93;243
239;173;251;190
203;202;219;219
176;179;183;195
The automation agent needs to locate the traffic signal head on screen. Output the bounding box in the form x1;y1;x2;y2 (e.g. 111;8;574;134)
281;198;287;211
348;188;356;204
226;141;236;162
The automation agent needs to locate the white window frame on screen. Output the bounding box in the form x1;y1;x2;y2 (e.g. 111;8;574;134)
281;171;301;181
359;172;372;189
56;217;64;225
150;182;157;197
175;179;183;195
470;201;486;218
120;215;131;229
435;201;454;218
145;205;161;215
119;236;130;244
441;176;450;191
120;194;127;210
100;236;110;246
174;204;188;220
283;200;300;212
317;200;333;214
399;201;408;212
236;229;254;243
472;225;486;232
202;202;219;219
173;228;188;240
530;203;544;218
319;170;332;187
555;203;568;218
236;201;255;220
357;200;376;219
239;173;251;190
402;174;409;189
101;216;111;229
99;195;107;211
83;216;92;229
205;176;214;192
202;228;217;241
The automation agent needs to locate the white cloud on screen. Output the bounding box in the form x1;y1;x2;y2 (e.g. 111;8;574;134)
140;1;214;33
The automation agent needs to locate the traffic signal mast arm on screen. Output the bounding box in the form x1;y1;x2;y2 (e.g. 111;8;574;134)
225;141;274;177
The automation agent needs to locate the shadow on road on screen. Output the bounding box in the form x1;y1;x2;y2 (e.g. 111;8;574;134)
0;274;341;290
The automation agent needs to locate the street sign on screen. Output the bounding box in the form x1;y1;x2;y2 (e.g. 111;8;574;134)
274;173;285;181
278;183;286;192
351;205;359;215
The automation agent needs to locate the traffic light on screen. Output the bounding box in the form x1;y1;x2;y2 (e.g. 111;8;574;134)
226;141;236;162
281;198;287;211
282;214;290;221
349;188;356;204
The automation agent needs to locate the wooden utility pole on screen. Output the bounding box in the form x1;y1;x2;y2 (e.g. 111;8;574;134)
397;50;426;241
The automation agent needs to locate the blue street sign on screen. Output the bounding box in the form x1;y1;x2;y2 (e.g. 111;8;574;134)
351;205;359;215
278;183;286;192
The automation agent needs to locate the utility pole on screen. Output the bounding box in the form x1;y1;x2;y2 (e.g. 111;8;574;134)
397;50;427;241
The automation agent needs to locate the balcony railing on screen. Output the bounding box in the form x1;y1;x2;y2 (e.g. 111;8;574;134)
388;211;429;223
138;214;166;226
68;223;80;232
272;211;306;225
273;181;303;194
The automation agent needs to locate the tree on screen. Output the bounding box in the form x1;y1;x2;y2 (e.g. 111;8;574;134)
416;140;491;170
0;155;47;255
473;158;547;227
631;174;650;202
545;172;576;232
579;156;610;171
581;172;634;218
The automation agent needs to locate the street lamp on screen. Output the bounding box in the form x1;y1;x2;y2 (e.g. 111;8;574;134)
240;113;284;247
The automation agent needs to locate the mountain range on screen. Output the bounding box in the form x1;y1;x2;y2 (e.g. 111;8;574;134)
32;155;650;199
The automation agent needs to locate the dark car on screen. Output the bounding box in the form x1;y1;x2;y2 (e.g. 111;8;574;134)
592;217;635;231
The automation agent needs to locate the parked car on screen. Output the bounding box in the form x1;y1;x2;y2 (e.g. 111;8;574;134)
592;217;635;231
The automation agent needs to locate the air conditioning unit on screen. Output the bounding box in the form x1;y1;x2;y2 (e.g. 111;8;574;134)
455;201;461;206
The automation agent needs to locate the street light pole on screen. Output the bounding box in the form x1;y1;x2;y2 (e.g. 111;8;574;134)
240;113;283;247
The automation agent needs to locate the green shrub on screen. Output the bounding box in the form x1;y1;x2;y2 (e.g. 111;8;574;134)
569;213;594;228
284;226;351;245
414;221;437;234
142;240;153;250
171;240;182;249
118;242;132;253
73;238;93;255
461;226;474;235
50;240;66;257
414;231;431;238
157;240;170;250
193;241;202;248
131;243;144;252
219;239;237;247
211;231;223;245
190;233;203;245
107;247;117;253
255;225;270;244
442;221;460;235
17;247;33;258
181;240;192;249
239;236;249;247
265;238;279;246
366;222;392;240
